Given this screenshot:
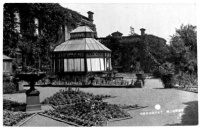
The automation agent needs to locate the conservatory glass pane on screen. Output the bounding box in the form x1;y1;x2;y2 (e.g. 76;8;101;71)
80;59;84;71
110;58;112;70
74;58;81;71
87;59;92;71
100;58;104;71
64;59;68;72
68;59;74;71
91;58;100;71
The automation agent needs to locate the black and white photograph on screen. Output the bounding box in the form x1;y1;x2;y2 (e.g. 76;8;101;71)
1;0;198;127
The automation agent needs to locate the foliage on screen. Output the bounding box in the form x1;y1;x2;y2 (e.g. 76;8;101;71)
159;62;175;75
3;110;32;126
3;99;26;111
3;3;81;71
42;89;112;106
174;72;197;88
42;89;130;126
3;82;16;94
104;27;170;73
169;24;197;75
3;99;30;126
161;74;174;88
159;62;175;88
44;100;130;126
105;36;123;68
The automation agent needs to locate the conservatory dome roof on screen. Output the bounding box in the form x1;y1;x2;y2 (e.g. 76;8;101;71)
54;26;111;52
70;26;94;33
54;38;111;52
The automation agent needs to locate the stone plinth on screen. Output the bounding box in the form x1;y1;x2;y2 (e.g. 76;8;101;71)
134;80;143;88
26;89;41;112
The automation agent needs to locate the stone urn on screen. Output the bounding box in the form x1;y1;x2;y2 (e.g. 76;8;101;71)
89;77;95;86
134;72;145;88
17;72;46;112
48;76;56;85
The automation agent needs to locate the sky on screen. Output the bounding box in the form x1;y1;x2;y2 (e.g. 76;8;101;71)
60;3;196;44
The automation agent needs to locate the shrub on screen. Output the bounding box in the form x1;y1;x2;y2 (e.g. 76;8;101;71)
152;67;161;78
3;110;32;126
3;99;26;111
159;62;175;88
174;72;197;88
3;82;16;94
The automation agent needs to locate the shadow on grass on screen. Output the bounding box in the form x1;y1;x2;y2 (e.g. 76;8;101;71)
153;88;198;94
166;101;198;126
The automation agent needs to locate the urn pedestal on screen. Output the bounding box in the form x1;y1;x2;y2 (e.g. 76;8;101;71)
17;73;45;112
26;89;41;112
134;73;144;88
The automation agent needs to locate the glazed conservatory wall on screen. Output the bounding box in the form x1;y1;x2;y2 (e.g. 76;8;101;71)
52;57;112;73
87;58;104;71
64;58;85;72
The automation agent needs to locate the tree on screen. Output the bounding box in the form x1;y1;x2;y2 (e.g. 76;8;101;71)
169;24;197;75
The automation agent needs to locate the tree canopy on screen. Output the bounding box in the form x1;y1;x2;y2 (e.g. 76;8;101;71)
169;24;197;75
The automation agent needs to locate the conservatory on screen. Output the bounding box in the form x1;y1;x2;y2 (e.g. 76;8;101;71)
52;25;112;76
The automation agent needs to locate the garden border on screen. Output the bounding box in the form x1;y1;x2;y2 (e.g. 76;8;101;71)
38;113;80;127
108;116;133;122
174;87;198;93
16;113;37;127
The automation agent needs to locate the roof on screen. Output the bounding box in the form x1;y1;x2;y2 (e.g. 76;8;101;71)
111;31;123;36
3;55;12;60
54;38;111;52
71;26;94;33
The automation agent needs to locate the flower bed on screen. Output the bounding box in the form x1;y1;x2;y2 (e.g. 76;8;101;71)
119;104;139;110
3;99;32;126
3;99;26;111
42;89;113;106
43;100;130;126
3;110;32;126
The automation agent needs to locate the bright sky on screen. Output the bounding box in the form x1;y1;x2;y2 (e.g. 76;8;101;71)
60;3;196;44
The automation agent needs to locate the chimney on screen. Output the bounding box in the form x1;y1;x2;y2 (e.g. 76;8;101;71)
87;11;94;23
140;28;145;36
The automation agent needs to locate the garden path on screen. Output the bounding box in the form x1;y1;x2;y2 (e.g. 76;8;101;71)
20;114;72;127
3;79;198;126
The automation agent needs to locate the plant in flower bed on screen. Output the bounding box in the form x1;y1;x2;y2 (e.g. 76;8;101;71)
42;89;112;106
3;99;26;111
118;104;139;110
3;99;32;126
3;110;32;126
43;100;130;126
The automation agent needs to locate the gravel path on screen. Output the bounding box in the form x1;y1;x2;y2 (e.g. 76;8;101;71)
21;114;72;127
3;79;198;126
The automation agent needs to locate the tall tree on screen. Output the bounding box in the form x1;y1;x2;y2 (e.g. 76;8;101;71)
169;24;197;74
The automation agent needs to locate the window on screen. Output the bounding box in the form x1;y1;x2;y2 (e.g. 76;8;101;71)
87;59;92;71
100;58;104;71
3;61;12;73
87;58;105;71
64;58;85;72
